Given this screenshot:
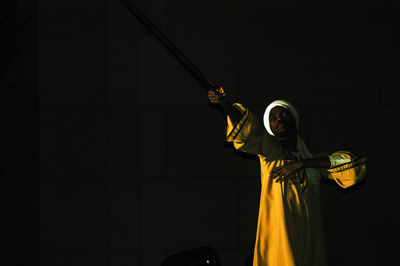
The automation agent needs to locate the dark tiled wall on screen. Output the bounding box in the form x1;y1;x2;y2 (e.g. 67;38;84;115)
39;0;400;265
2;0;38;265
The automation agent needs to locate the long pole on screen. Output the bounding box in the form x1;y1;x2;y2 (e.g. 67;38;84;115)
120;0;217;91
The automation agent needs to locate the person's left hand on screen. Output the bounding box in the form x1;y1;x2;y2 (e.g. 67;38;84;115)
272;160;304;183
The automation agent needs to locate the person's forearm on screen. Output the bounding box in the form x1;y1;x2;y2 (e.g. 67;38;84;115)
299;157;331;169
219;98;243;124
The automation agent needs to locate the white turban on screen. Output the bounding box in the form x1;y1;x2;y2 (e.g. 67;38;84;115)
263;100;321;184
263;100;300;136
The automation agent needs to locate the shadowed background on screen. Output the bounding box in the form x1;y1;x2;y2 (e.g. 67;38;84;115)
2;0;400;265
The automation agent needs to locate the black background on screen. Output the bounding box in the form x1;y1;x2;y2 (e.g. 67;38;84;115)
2;0;400;265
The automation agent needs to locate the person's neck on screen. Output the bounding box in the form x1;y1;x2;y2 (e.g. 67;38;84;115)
278;134;298;152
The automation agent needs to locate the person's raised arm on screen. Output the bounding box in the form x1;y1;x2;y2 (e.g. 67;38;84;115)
207;86;283;158
208;87;242;124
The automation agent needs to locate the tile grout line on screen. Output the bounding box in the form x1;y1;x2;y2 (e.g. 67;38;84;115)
38;101;397;113
165;0;170;181
138;111;143;266
235;29;241;250
165;108;169;181
39;172;390;182
306;0;311;34
38;32;382;39
104;1;111;265
238;177;241;250
377;32;381;106
377;31;383;256
234;28;239;100
137;35;143;266
39;175;262;183
165;2;170;257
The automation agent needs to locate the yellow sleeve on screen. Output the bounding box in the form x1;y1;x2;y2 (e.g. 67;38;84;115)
225;103;282;158
321;151;368;188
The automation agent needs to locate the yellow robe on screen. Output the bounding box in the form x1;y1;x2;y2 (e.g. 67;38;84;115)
226;104;365;266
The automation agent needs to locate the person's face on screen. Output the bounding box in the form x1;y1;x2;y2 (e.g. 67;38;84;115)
269;106;297;139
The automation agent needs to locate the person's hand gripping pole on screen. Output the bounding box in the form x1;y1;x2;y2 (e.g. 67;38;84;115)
207;86;226;104
207;86;242;124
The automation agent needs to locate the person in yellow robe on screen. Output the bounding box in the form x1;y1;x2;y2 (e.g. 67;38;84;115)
208;88;367;266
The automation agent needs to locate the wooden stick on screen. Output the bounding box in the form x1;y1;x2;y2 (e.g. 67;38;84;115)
120;0;217;91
